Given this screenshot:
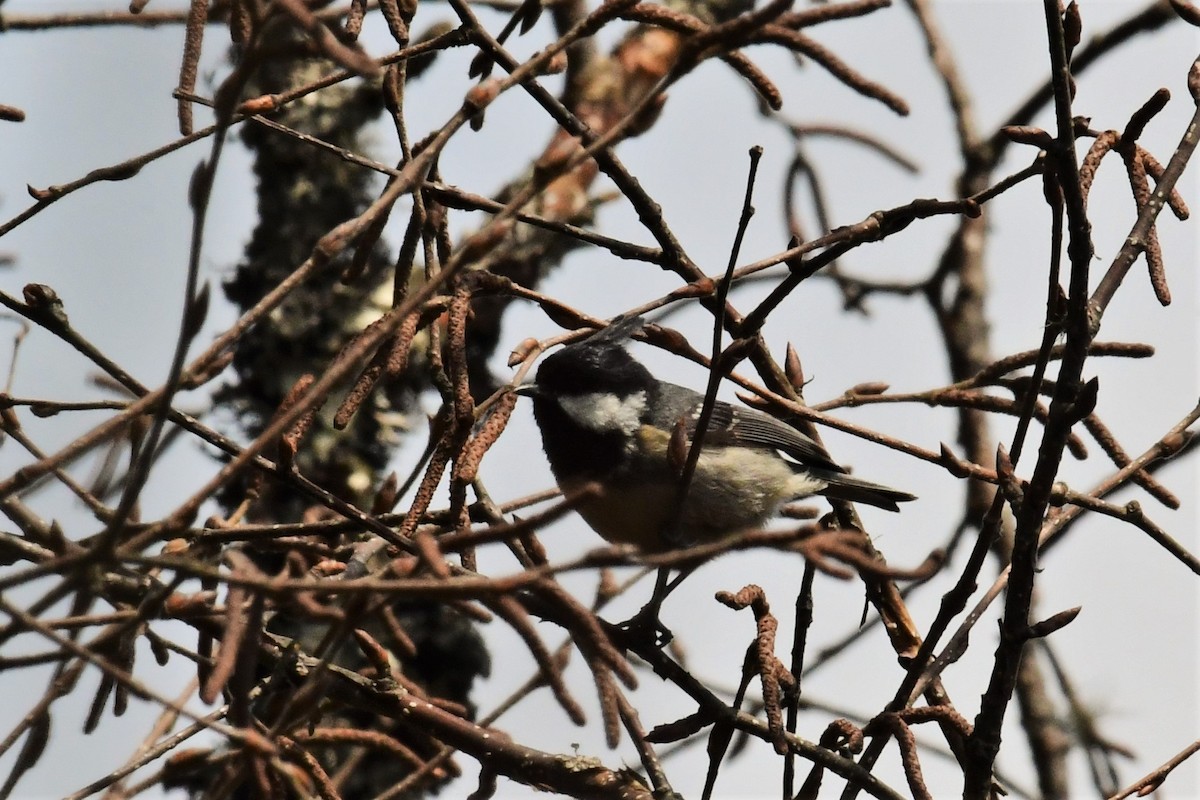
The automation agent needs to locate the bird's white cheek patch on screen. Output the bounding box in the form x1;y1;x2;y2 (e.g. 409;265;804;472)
557;391;647;434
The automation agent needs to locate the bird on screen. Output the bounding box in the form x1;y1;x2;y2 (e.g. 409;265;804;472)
516;319;914;552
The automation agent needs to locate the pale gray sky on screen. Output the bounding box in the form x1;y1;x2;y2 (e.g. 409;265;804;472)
0;1;1196;798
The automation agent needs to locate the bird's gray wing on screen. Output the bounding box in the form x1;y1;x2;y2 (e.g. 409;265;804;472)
694;399;844;472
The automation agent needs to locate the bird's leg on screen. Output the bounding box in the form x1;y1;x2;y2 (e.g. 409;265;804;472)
617;565;699;648
615;569;672;647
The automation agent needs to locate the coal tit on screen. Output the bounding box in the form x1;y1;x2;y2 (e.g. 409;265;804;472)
517;320;915;551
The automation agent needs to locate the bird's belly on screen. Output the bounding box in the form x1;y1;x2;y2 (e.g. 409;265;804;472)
570;482;678;550
567;456;797;551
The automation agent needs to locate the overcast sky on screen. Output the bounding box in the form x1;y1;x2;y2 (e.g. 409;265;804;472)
0;1;1196;798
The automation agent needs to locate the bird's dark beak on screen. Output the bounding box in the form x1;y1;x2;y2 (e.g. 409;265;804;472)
513;383;539;398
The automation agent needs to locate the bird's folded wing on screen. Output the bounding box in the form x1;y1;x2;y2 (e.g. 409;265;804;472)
689;401;843;472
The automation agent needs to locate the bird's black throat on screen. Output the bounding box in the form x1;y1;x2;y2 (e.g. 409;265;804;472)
529;395;629;481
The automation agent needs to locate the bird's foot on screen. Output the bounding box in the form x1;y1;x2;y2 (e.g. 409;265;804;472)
614;600;673;649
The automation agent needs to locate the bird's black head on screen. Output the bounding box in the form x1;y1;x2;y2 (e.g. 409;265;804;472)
520;331;655;483
533;338;654;400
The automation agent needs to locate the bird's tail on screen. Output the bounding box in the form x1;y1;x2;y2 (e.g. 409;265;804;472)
810;469;916;512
